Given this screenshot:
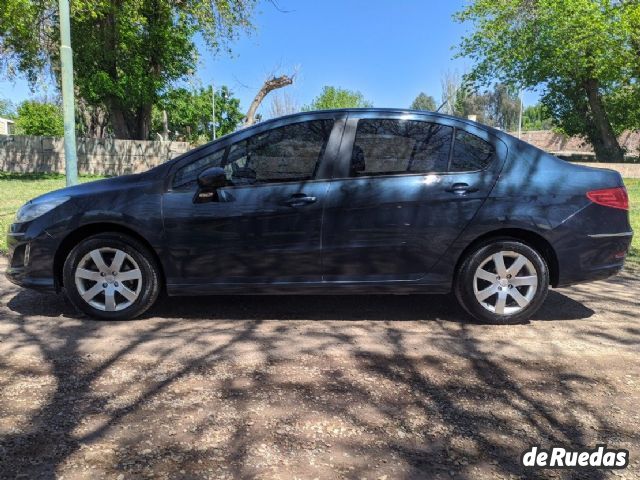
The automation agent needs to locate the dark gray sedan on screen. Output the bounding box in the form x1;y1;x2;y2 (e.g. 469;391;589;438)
6;109;633;323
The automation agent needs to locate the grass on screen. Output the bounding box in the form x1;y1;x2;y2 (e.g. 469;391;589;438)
626;178;640;267
0;173;638;267
0;173;103;254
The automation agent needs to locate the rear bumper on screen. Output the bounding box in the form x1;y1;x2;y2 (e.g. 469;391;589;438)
554;231;632;287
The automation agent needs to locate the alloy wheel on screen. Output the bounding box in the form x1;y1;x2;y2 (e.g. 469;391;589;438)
74;247;142;312
472;250;538;315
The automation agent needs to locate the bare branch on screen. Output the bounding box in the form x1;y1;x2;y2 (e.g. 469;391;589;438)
244;73;296;126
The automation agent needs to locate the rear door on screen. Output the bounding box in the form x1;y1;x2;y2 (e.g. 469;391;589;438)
321;112;506;282
162;114;344;288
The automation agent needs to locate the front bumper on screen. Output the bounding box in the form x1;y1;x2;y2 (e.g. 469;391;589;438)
5;267;56;291
6;223;58;293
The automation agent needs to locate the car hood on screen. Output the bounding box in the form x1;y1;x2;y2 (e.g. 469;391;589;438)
27;172;155;205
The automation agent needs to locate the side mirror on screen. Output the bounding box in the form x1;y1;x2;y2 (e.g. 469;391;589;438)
197;166;227;189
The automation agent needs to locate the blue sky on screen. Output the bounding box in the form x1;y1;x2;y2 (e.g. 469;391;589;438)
0;0;540;114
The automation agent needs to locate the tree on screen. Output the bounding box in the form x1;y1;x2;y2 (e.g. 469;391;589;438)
303;86;372;111
453;83;489;122
522;104;554;131
486;84;520;131
151;85;243;143
0;98;15;118
0;1;256;140
14;100;64;136
455;0;640;162
410;93;436;111
439;72;520;130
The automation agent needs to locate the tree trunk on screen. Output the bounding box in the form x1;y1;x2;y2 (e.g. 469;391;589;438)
109;105;131;139
244;74;295;127
583;79;624;163
77;99;109;139
95;108;108;139
108;102;153;140
162;110;169;140
135;104;152;140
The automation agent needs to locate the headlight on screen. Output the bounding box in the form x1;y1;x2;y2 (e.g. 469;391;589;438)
15;196;70;223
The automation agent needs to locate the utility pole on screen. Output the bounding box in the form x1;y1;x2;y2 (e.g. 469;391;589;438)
211;83;216;141
58;0;78;186
518;90;523;139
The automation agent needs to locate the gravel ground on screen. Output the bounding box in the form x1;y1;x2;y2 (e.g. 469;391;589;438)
1;258;639;480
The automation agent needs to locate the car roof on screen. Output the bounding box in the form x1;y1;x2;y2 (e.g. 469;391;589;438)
267;108;509;137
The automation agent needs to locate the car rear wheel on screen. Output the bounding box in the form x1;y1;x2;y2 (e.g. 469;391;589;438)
455;239;549;324
63;233;160;320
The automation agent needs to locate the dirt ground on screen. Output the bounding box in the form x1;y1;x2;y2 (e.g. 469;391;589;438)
0;258;639;480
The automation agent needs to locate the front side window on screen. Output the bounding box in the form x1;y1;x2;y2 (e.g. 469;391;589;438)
450;130;495;171
172;119;334;189
173;148;226;189
350;119;453;177
224;119;334;186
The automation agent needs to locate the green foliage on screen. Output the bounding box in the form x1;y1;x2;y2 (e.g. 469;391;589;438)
486;84;520;131
454;87;488;122
522;104;554;131
448;82;521;131
455;0;640;161
625;178;640;267
0;1;256;139
410;93;437;111
455;0;636;93
14;100;63;136
151;85;243;144
303;86;373;111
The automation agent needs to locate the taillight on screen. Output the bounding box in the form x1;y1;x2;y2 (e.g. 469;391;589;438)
586;187;629;210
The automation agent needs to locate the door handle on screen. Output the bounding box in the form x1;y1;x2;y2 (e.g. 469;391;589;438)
445;183;479;195
283;194;317;207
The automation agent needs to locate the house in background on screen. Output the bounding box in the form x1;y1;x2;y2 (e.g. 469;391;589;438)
0;117;15;135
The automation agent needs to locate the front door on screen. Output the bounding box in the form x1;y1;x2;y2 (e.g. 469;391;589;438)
321;114;505;282
162;117;342;288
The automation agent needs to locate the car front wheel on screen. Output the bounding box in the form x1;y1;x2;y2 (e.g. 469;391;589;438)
63;233;160;320
455;239;549;324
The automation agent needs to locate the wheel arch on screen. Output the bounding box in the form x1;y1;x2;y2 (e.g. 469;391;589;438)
53;223;165;290
454;228;559;287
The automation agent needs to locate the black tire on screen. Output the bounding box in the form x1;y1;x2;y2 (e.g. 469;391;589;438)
63;233;161;320
454;238;549;325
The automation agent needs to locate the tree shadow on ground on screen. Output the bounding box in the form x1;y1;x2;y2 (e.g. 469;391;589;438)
0;277;638;479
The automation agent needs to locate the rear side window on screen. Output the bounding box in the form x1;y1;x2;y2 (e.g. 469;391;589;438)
225;119;334;185
450;130;495;172
350;119;452;177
